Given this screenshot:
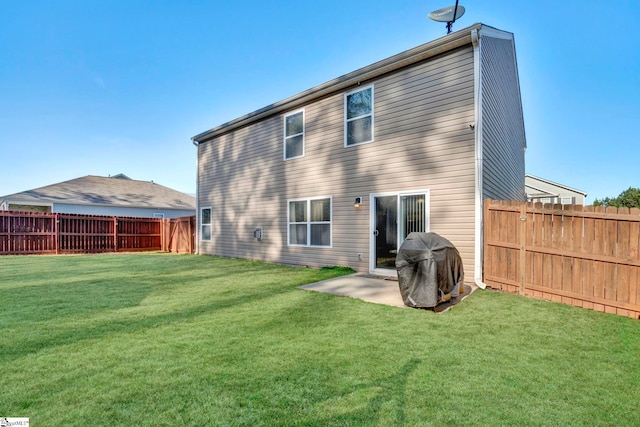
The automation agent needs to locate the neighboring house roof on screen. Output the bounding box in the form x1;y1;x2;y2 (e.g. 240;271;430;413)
192;22;509;145
525;183;559;198
0;175;195;210
525;174;587;197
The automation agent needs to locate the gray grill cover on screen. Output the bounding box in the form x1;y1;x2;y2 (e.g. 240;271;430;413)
395;232;464;308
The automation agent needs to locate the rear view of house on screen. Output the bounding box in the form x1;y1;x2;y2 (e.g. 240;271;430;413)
193;23;526;285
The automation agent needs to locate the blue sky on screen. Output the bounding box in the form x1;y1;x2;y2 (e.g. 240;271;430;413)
1;0;638;202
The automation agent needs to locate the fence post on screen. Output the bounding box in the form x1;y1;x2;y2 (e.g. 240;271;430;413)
114;217;118;252
8;212;13;253
161;218;168;252
54;213;60;254
519;202;527;295
190;216;195;254
483;199;489;285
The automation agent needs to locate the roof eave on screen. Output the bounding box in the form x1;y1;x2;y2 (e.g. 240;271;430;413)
2;196;195;210
525;174;588;196
192;22;485;144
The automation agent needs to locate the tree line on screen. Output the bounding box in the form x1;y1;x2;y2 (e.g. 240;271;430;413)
593;187;640;208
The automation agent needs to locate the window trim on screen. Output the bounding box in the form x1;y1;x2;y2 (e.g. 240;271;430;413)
200;206;212;242
344;85;374;147
287;196;332;248
283;109;305;160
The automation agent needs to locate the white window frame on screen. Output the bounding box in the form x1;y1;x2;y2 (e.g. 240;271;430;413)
344;85;374;147
283;109;305;160
561;196;573;205
200;207;212;241
287;196;332;248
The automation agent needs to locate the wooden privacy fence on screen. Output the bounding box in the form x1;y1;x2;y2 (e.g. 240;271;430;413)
484;199;640;319
162;215;195;254
0;211;195;255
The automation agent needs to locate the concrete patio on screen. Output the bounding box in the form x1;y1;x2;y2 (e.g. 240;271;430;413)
299;273;477;312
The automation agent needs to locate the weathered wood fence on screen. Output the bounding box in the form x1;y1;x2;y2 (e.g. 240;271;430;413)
484;199;640;319
0;211;195;255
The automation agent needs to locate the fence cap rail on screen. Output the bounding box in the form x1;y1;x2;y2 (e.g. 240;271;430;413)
485;199;640;221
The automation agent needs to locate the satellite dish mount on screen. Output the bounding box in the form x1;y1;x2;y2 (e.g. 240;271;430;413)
428;1;466;34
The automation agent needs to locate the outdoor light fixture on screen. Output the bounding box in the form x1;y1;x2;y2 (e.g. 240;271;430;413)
354;197;362;208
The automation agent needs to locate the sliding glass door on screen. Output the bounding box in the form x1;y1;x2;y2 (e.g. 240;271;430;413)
371;190;429;274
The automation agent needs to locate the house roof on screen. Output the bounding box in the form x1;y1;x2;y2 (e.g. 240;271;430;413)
1;175;195;210
192;22;505;144
524;182;559;198
525;174;587;197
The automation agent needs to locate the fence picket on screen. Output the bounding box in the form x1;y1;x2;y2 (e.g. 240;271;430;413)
632;265;640;309
617;265;630;317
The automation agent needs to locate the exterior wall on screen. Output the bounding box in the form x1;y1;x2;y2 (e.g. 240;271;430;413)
52;204;194;218
198;45;478;278
480;34;527;201
7;203;51;213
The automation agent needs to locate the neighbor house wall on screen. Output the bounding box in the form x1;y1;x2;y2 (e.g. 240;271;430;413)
198;45;478;277
479;33;526;201
7;203;51;213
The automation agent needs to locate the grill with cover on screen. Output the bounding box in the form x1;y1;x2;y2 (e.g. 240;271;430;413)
395;232;464;308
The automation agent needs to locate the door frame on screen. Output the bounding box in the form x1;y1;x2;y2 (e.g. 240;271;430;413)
369;189;430;276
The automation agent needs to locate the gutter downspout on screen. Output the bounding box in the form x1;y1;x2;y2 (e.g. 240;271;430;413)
192;138;200;255
471;28;486;290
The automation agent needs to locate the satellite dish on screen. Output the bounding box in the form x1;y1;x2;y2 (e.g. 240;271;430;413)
428;5;465;22
428;2;466;34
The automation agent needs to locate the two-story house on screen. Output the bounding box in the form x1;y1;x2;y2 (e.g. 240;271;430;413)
192;23;527;286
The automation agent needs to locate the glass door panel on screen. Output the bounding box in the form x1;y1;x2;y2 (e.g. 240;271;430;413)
374;195;398;269
399;194;426;239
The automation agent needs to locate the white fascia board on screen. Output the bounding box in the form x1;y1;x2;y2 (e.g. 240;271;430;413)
525;174;588;196
478;26;514;40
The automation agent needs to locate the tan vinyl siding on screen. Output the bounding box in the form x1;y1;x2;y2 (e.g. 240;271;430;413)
480;35;526;201
198;45;478;278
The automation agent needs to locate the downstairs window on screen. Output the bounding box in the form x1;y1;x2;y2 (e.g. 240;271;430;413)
288;197;331;247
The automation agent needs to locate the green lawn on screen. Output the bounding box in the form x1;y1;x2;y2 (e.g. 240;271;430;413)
1;253;639;426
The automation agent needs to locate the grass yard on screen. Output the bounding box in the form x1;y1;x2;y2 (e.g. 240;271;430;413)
1;253;639;426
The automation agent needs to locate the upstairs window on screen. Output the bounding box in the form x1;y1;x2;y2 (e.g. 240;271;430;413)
288;197;332;247
345;86;374;146
284;110;304;159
